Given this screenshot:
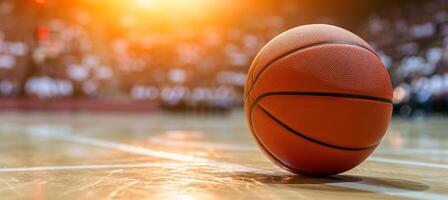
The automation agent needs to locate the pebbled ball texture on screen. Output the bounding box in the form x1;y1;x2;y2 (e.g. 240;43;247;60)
244;24;393;176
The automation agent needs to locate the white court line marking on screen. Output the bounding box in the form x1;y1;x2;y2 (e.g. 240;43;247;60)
147;137;258;151
3;124;271;174
377;148;448;155
0;163;194;173
20;124;448;171
148;135;448;170
1;123;447;200
367;157;448;170
149;135;448;170
327;182;448;200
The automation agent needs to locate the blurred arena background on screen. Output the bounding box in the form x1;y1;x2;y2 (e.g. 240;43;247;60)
0;0;447;116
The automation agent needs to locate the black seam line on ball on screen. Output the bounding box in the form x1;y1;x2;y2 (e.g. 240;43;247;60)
244;41;378;101
248;106;312;176
254;91;393;104
255;104;379;151
248;95;374;175
250;127;312;176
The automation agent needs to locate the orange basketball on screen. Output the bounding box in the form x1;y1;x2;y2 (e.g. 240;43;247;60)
244;24;393;176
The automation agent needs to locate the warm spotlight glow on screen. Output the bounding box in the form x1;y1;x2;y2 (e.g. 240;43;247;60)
157;0;207;8
133;0;207;9
34;0;46;7
129;0;209;12
134;0;154;8
92;0;214;27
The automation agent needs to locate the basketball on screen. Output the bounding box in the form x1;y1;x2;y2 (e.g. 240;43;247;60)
244;24;393;176
2;1;448;198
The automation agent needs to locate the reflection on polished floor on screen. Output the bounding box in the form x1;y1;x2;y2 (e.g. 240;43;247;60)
0;111;447;199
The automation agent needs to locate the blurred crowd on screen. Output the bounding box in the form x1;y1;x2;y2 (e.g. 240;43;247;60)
0;0;448;115
0;0;294;111
364;0;448;116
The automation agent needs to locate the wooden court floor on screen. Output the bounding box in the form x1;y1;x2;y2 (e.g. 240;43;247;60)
0;111;446;199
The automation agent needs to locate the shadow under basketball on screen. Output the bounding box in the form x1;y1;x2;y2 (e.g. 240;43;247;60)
211;172;429;194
